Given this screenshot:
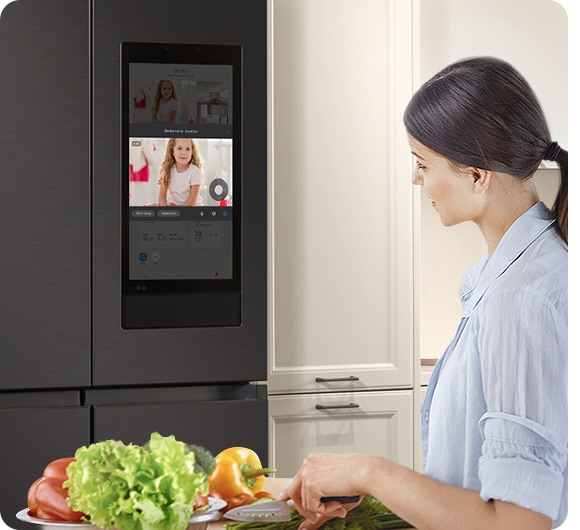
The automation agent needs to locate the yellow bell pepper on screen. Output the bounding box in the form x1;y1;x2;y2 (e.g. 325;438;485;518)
208;447;276;499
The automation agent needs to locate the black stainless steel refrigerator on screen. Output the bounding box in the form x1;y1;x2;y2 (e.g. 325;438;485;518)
0;1;268;527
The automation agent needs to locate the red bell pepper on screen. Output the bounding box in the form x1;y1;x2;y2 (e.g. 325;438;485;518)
27;458;85;521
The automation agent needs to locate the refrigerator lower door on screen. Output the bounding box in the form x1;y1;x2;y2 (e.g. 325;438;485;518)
0;398;89;530
89;384;269;463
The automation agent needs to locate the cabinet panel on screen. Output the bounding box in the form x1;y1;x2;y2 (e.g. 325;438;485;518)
268;0;414;393
269;391;413;477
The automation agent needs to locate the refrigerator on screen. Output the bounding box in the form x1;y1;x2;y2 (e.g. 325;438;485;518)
0;0;268;527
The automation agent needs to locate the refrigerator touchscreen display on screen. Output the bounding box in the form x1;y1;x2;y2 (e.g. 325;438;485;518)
121;42;242;328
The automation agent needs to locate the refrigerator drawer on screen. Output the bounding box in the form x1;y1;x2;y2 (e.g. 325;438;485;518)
92;395;269;465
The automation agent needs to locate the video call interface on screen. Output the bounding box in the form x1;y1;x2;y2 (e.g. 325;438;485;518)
127;61;235;283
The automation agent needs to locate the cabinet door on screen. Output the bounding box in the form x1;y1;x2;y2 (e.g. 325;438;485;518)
268;0;414;393
269;391;413;477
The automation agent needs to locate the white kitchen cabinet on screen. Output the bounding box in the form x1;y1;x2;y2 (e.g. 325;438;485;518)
268;0;415;395
267;0;417;473
268;391;414;477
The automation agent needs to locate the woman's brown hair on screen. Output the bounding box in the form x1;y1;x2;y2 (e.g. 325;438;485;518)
403;56;567;243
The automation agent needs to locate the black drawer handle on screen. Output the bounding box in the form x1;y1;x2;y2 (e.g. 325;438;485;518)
315;403;360;410
315;376;360;383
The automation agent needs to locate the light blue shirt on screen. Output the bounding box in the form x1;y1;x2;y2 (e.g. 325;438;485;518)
422;202;568;527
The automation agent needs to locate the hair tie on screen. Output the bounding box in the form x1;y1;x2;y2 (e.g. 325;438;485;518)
544;141;561;162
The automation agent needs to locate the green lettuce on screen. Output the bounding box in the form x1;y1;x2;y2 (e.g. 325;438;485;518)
64;432;209;530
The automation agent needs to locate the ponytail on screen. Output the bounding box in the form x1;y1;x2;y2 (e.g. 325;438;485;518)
547;145;568;244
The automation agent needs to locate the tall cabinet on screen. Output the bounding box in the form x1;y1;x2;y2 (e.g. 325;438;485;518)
267;0;417;477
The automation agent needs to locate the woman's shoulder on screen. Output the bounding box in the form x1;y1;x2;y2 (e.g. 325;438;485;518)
486;225;567;311
520;225;567;280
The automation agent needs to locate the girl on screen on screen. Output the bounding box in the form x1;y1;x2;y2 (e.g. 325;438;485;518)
157;138;204;206
151;79;178;124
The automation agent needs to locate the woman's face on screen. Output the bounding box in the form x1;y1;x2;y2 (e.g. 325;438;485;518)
408;135;480;227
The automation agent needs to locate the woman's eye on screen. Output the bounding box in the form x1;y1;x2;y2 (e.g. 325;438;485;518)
416;161;426;170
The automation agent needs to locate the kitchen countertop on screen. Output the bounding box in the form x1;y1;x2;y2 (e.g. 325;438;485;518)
420;358;437;386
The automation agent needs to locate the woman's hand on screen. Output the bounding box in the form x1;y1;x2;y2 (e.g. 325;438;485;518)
278;452;367;527
293;513;334;530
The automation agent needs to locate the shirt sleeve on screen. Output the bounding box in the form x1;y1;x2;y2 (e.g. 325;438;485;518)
476;283;567;521
478;412;566;520
188;165;202;186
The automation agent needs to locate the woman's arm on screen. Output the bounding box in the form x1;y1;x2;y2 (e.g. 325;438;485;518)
280;452;552;530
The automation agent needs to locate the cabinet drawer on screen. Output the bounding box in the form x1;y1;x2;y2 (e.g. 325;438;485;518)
269;390;413;477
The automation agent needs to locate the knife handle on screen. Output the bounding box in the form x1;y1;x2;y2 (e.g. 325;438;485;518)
321;495;361;504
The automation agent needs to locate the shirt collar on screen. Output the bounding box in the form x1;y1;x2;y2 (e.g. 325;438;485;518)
459;201;556;315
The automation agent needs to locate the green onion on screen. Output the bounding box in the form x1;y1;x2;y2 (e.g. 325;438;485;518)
224;496;412;530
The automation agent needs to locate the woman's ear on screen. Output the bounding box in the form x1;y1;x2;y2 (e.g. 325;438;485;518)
471;168;492;194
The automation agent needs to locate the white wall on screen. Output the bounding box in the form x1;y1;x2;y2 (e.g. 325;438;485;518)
417;0;568;358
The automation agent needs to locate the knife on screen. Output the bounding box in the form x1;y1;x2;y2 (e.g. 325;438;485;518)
224;496;361;522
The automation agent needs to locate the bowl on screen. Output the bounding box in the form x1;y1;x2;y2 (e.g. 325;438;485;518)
16;497;225;530
187;509;220;530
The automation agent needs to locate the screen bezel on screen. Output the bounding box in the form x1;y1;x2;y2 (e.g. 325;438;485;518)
121;41;242;297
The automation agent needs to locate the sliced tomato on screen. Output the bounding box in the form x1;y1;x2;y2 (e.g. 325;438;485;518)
255;490;275;500
193;491;209;510
225;493;256;512
208;488;224;500
43;457;76;483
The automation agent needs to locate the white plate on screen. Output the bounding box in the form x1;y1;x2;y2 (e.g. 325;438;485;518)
196;496;227;514
16;497;227;528
15;510;97;528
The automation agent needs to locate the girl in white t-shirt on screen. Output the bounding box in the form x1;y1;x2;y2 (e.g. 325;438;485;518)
157;138;204;206
151;80;178;124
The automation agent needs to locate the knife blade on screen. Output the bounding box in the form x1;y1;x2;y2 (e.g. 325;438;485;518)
224;496;361;522
224;500;293;522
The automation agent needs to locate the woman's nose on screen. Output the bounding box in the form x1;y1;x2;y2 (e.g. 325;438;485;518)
411;171;423;186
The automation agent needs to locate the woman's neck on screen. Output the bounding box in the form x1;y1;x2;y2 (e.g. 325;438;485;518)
475;174;539;256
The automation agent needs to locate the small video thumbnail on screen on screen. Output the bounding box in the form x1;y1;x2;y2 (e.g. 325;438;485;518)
129;63;232;126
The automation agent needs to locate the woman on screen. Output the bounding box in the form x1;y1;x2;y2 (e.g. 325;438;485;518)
279;57;568;530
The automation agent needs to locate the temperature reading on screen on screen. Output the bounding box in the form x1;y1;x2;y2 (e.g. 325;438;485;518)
192;222;222;249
